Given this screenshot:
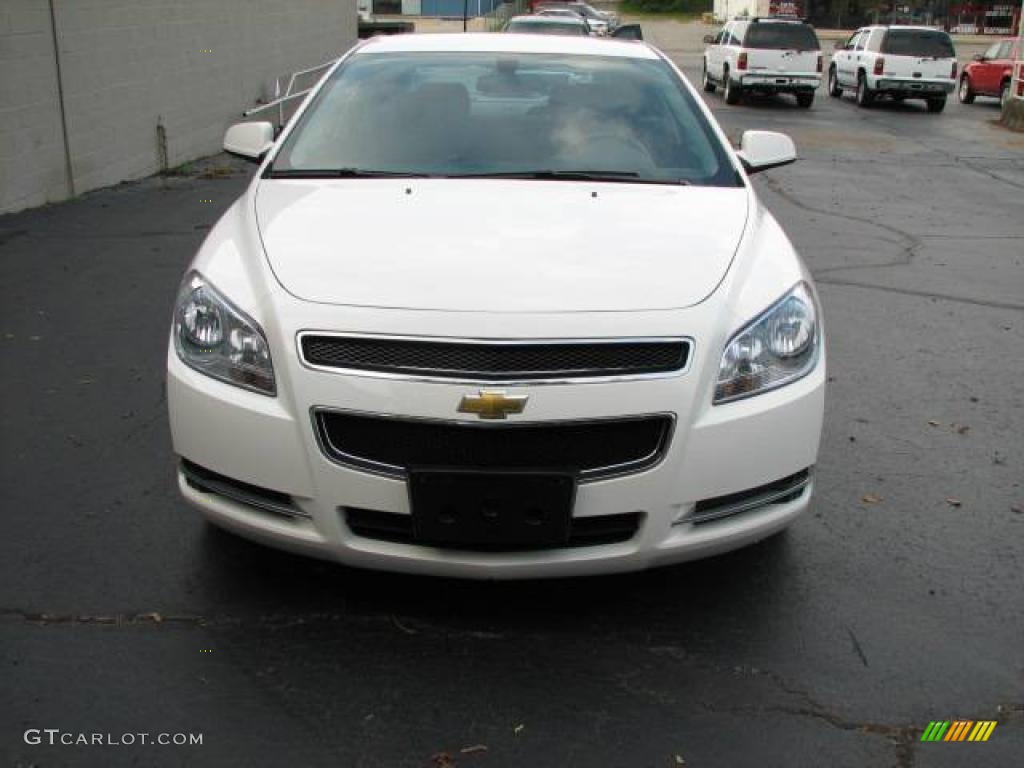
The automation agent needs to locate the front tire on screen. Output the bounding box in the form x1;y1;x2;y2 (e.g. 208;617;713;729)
856;73;875;107
724;69;742;105
926;96;946;113
958;75;975;104
796;92;814;108
702;64;716;93
828;66;842;97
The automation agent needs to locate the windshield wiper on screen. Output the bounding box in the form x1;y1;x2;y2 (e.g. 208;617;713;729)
266;168;431;179
447;170;689;185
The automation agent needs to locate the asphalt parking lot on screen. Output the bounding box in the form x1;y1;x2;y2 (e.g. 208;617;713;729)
2;19;1023;768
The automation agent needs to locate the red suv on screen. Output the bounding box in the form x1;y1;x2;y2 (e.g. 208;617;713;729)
959;38;1019;108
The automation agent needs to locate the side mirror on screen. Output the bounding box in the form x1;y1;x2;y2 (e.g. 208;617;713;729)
703;34;716;44
223;122;275;162
613;24;643;41
736;130;796;174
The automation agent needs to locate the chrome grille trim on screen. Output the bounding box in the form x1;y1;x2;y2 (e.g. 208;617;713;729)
296;332;693;385
180;459;309;519
311;408;676;483
689;469;812;525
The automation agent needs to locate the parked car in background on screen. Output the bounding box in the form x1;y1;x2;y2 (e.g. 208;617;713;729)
536;2;618;35
703;17;823;108
179;33;825;578
504;15;590;36
536;7;607;36
829;26;957;112
536;1;614;33
959;37;1019;108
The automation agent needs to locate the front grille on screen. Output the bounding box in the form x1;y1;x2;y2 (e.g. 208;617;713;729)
345;508;642;551
300;335;690;380
180;459;306;519
691;469;811;525
315;411;673;480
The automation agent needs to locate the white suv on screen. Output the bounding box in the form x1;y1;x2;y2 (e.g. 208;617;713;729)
703;17;823;108
828;25;957;112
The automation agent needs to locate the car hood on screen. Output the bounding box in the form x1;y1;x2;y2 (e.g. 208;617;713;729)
255;179;747;313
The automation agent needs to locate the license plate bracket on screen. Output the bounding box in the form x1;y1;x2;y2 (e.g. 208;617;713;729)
408;468;577;550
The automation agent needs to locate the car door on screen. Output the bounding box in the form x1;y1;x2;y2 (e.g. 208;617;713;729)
991;41;1014;94
710;25;731;80
836;31;861;86
852;29;871;80
705;27;723;78
974;41;1004;93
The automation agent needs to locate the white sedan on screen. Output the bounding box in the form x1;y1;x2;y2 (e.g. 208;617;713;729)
168;33;825;578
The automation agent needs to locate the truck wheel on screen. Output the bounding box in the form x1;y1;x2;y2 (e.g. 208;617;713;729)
926;96;946;113
828;66;842;97
856;73;874;107
724;70;742;105
702;65;716;93
958;75;975;104
796;92;814;108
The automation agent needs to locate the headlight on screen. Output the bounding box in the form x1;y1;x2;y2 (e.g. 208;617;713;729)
173;271;276;395
714;281;819;404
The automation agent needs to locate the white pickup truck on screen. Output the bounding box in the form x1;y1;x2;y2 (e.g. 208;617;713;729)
828;25;957;112
703;17;823;108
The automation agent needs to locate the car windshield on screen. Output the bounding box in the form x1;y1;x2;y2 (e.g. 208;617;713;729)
881;29;954;57
270;52;739;187
744;23;820;51
505;20;586;35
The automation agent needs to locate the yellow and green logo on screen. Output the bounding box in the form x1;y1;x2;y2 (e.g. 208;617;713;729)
921;720;997;742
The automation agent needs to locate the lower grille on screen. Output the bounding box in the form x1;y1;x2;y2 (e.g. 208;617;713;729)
691;469;811;525
300;334;690;381
315;411;673;481
180;459;306;519
345;508;642;551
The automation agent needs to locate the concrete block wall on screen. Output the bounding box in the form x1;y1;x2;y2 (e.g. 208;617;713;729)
0;0;357;214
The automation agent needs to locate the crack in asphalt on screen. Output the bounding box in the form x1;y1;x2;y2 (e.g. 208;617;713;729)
758;177;1024;311
816;278;1024;311
847;626;870;668
758;174;921;271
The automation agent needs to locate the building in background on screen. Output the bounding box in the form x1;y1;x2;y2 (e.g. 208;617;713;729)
370;0;505;15
0;0;357;215
948;2;1020;33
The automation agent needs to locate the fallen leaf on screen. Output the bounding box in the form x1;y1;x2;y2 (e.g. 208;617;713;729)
945;498;962;507
1011;506;1022;515
513;724;525;735
138;612;163;623
430;752;455;768
955;424;970;435
927;420;941;427
861;494;882;504
675;756;687;766
460;745;488;755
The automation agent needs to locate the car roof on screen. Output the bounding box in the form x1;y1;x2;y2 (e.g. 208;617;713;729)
356;32;658;59
509;14;585;25
861;25;949;31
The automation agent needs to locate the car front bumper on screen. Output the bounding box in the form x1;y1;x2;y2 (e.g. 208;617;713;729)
168;297;825;579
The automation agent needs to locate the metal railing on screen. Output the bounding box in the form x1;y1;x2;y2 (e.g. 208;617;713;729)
242;58;339;126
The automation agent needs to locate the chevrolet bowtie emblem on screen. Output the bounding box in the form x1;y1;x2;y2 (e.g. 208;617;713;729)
458;390;528;420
